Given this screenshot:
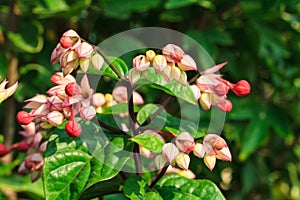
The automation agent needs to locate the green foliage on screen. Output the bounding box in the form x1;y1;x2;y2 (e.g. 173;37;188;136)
1;0;300;199
43;121;129;199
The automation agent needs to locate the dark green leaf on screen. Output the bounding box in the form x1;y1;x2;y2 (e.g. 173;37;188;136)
156;174;226;200
99;56;128;80
124;176;147;200
131;132;164;153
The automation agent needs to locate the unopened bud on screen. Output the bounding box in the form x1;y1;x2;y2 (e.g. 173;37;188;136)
175;153;190;170
146;50;155;61
65;119;82;137
17;141;30;152
17;111;34;125
60;29;81;49
204;154;216;171
65;82;82;96
217;100;232;112
177;54;197;71
162;44;184;63
199;93;212;111
175;132;195;154
162;143;179;163
214;83;229;96
75;42;93;58
133;55;150;72
231;80;251;96
47;111;64;126
193;143;205;158
153;55;167;73
0;144;8;157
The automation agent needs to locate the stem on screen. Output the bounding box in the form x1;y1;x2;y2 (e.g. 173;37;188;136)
94;46;124;80
149;164;169;189
125;81;143;175
97;119;126;134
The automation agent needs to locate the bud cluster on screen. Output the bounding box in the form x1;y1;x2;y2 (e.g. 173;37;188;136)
161;132;232;171
129;44;197;86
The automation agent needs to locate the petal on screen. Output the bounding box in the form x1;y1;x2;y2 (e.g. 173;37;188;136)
201;62;228;75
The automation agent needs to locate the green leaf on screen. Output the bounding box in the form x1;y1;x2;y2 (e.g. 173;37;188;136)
239;114;269;161
136;68;197;105
137;104;167;130
43;120;129;199
124;176;147;200
101;103;139;115
165;0;197;9
131;132;164;153
102;0;161;19
43;149;92;200
8;20;44;53
0;175;44;199
156;174;226;200
98;56;128;80
144;191;163;200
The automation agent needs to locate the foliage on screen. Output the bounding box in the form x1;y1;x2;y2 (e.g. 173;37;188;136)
0;0;299;200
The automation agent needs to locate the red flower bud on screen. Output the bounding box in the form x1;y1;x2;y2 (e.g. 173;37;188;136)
217;100;232;112
65;82;82;96
213;83;229;96
17;141;30;152
17;111;34;125
65;119;82;137
231;80;251;96
0;144;8;157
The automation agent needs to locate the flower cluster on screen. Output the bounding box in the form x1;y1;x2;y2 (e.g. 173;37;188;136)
51;29;104;75
161;132;231;171
129;44;197;86
192;62;251;112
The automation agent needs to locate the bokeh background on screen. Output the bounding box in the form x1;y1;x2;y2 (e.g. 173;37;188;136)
0;0;300;199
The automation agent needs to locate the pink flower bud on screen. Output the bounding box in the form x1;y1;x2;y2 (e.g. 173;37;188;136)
50;43;67;64
190;85;201;101
75;42;93;58
199;93;212;111
204;154;216;171
133;55;150;72
47;111;64;126
17;141;30;152
60;29;81;49
65;82;82;96
146;50;155;61
175;132;195;154
80;106;96;120
177;54;197;71
193;143;205;158
162;64;172;82
0;144;8;157
24;153;44;171
178;71;188;86
171;66;181;82
175;153;190;170
231;80;251;96
162;44;185;63
213;83;229;96
91;53;104;71
215;146;232;162
217;100;232;112
153;55;167;73
60;50;79;75
133;91;144;105
65;119;82;137
17;111;34;125
93;93;105;107
162;143;179;163
128;68;141;85
112;86;127;102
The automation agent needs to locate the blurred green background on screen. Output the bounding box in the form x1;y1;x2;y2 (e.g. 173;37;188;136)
0;0;300;199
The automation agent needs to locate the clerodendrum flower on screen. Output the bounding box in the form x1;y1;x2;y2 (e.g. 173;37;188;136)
0;78;18;104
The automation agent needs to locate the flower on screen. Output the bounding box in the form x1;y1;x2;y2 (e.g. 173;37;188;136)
162;143;179;163
16;111;34;125
0;79;18;103
202;134;232;171
65;118;82;137
175;132;195;154
133;55;150;72
59;29;81;49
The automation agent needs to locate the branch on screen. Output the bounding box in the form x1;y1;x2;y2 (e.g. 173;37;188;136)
94;46;124;80
97;119;126;135
149;164;169;189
